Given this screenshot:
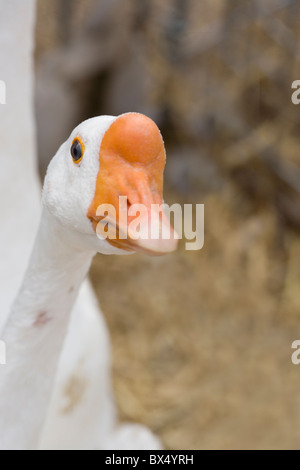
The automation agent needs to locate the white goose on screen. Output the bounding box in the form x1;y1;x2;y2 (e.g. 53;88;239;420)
0;112;176;450
0;0;176;451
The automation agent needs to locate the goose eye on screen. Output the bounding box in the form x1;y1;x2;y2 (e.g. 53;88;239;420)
71;138;84;164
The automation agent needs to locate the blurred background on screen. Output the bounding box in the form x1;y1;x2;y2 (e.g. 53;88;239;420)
35;0;300;449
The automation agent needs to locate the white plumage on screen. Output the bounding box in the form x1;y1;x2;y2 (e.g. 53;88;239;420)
0;0;175;451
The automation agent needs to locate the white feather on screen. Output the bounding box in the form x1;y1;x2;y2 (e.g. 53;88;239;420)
0;0;160;451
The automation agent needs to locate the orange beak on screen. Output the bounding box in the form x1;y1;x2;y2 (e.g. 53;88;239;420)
87;113;178;255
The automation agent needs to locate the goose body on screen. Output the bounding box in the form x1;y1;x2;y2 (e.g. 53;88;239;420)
0;0;40;325
0;1;117;450
0;0;176;450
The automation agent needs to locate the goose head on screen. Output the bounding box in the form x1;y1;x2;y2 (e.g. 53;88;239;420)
43;112;178;256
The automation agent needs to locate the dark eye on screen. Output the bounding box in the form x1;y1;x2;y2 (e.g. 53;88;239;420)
71;138;84;164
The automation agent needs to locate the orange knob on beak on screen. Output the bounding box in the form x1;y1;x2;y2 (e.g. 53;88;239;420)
87;113;178;255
